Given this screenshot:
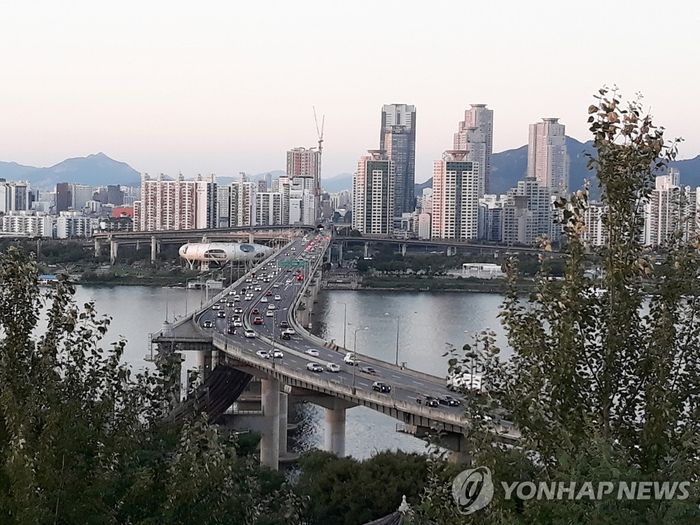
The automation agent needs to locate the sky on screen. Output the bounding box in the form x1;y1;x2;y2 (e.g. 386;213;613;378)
1;0;698;183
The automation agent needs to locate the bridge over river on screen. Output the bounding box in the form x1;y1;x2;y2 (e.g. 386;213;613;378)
151;229;519;469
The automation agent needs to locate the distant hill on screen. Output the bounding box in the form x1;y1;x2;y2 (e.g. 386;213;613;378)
414;137;700;202
322;173;353;193
0;153;140;189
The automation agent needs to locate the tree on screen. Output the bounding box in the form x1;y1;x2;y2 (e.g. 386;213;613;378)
419;88;699;523
0;246;303;524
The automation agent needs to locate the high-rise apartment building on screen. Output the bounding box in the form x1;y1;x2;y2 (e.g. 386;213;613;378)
0;211;54;237
645;169;700;247
287;147;321;222
194;174;217;229
380;104;416;216
0;180;30;213
256;192;284;226
501;177;553;245
55;183;72;213
352;150;395;235
56;211;97;238
583;202;606;248
430;151;480;240
134;174;200;231
217;186;231;228
453;104;493;194
229;176;257;227
527;118;569;196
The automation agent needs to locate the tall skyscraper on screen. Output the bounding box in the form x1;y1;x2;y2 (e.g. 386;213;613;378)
134;174;197;231
194;174;217;229
454;104;493;194
287;147;321;222
55;182;72;213
527;118;569;196
0;180;30;213
256;192;284;226
352;150;395;235
645;169;700;247
380;104;416;216
430;151;480;240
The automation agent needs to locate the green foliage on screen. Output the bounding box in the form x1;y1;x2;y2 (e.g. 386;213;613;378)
425;88;700;523
295;450;429;525
0;246;302;524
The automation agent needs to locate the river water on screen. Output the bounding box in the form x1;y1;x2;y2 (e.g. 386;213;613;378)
64;285;506;459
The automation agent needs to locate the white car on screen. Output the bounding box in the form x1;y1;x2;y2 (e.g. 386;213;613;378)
244;329;256;339
212;304;221;311
261;297;268;303
274;295;282;301
265;310;274;317
305;348;320;357
255;286;262;291
306;362;324;373
273;283;280;288
326;362;340;373
282;328;295;337
256;350;270;359
272;350;284;359
344;353;358;365
233;319;243;327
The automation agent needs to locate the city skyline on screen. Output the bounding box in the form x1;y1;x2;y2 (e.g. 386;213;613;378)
1;1;698;182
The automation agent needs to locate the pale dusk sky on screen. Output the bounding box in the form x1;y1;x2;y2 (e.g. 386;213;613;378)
1;0;698;182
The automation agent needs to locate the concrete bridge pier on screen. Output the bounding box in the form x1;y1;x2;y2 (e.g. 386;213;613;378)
94;238;102;258
248;232;255;244
364;242;370;259
279;390;289;456
110;239;119;265
260;378;280;470
401;243;407;257
443;433;472;465
324;399;353;457
447;246;457;257
196;349;212;379
150;235;158;263
337;242;343;265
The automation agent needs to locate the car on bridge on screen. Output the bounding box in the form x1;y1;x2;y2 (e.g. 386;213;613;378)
234;307;243;314
265;310;274;317
326;363;340;373
360;366;377;375
305;349;319;357
438;395;461;407
252;308;260;315
272;350;284;359
268;304;276;310
261;297;268;303
232;318;243;327
265;291;273;296
256;350;271;359
227;326;236;335
244;329;256;339
202;320;214;328
274;295;282;301
416;396;439;407
212;304;221;311
344;353;358;366
216;311;226;319
279;320;289;329
253;317;264;325
306;362;324;373
372;381;391;393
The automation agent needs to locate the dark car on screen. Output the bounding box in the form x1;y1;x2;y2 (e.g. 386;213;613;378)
226;301;235;307
202;320;214;328
279;321;290;329
359;366;377;375
265;291;273;296
372;381;391;393
252;308;260;315
438;395;461;407
253;317;264;325
216;311;226;318
227;326;236;335
417;396;439;407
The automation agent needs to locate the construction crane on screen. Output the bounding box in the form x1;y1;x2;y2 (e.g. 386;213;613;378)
312;107;325;221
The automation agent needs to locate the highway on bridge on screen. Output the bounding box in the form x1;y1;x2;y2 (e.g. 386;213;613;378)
195;232;465;417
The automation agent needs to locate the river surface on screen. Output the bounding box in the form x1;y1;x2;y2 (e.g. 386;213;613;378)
62;286;506;459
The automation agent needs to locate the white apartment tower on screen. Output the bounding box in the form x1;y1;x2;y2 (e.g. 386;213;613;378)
527;118;569;196
256;192;284;226
501;177;553;246
645;169;700;247
453;104;493;194
430;151;480;240
352;150;395;235
229;175;257;227
135;174;197;231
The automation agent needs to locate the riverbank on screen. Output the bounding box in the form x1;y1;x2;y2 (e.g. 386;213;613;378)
324;275;536;294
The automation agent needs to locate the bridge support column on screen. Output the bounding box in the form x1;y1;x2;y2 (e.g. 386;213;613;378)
94;238;102;258
260;378;280;470
248;232;255;244
338;242;343;265
324;405;346;457
364;242;369;259
401;243;407;257
447;246;457;257
196;349;211;379
150;236;158;263
279;390;288;456
444;434;472;465
110;239;119;265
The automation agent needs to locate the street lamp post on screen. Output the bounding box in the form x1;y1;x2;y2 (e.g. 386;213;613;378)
352;326;368;395
384;313;401;366
272;309;277;369
340;302;348;350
